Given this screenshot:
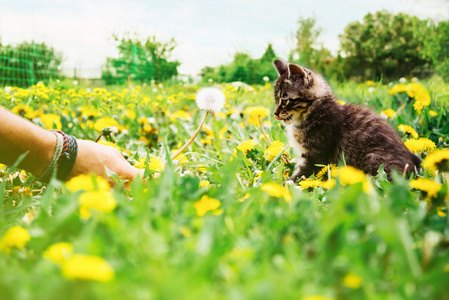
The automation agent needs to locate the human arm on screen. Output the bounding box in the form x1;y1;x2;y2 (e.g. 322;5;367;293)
0;107;142;182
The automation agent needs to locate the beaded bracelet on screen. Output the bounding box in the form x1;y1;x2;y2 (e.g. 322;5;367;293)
38;130;78;183
53;130;78;181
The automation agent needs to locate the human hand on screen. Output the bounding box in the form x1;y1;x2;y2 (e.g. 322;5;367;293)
68;139;144;185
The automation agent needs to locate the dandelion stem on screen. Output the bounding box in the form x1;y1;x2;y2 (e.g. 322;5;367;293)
94;134;102;143
425;202;435;215
258;116;272;144
395;97;413;115
171;111;209;160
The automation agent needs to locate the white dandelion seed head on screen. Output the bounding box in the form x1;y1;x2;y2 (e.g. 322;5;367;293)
195;87;226;113
399;77;407;83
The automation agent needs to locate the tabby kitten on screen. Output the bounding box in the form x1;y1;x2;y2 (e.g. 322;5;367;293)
272;59;421;182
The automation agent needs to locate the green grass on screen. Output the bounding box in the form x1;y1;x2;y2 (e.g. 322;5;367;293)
0;78;449;300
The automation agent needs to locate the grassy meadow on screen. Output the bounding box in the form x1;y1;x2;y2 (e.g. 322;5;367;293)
1;77;449;300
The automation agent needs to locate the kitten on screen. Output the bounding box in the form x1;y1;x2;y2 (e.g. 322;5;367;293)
272;59;421;182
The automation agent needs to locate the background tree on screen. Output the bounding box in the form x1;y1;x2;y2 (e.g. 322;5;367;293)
339;11;431;81
0;41;62;87
289;16;333;75
102;33;180;85
200;44;279;84
422;20;449;80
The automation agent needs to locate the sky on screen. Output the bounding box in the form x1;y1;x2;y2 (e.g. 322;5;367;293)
1;0;448;78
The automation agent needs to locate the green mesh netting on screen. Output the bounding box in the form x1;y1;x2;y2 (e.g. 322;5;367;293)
0;41;62;88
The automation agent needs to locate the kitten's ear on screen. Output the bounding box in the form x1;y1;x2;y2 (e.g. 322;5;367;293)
288;63;311;85
288;63;307;78
273;59;289;77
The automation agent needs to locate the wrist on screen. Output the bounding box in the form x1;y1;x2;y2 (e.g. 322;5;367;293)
32;130;58;177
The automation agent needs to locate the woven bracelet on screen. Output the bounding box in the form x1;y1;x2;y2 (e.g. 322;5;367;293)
38;131;64;183
54;131;78;182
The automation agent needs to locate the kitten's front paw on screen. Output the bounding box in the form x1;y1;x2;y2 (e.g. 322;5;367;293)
287;175;299;183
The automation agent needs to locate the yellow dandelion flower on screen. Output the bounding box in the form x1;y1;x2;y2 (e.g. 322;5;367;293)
339;166;370;192
65;174;110;192
170;110;191;122
423;149;449;172
194;195;221;216
339;166;365;185
236;140;257;155
0;226;31;254
264;141;286;161
215;111;227;119
239;193;250;202
218;126;228;139
79;106;100;117
253;171;263;185
342;273;363;289
428;110;438;117
316;164;338;181
388;83;412;97
138;117;149;124
299;179;322;190
321;179;336;189
171;150;188;166
336;100;346;105
78;190;117;219
201;138;212;145
149;157;165;172
11;104;33;117
62;254;114;282
381;108;396;118
94;117;120;132
261;182;292;203
243;106;269;125
398;124;418;139
203;126;215;138
366;80;377;86
404;138;436;154
199;180;211;189
409;178;442;199
437;206;446;217
408;82;431;112
124;109;136;119
43;242;74;264
134;157;146;169
40;114;62;130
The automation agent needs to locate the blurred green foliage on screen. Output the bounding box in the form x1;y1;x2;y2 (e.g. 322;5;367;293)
101;33;180;85
200;44;279;84
339;11;431;81
1;78;449;299
201;11;449;83
0;41;62;87
288;16;333;76
421;20;449;80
